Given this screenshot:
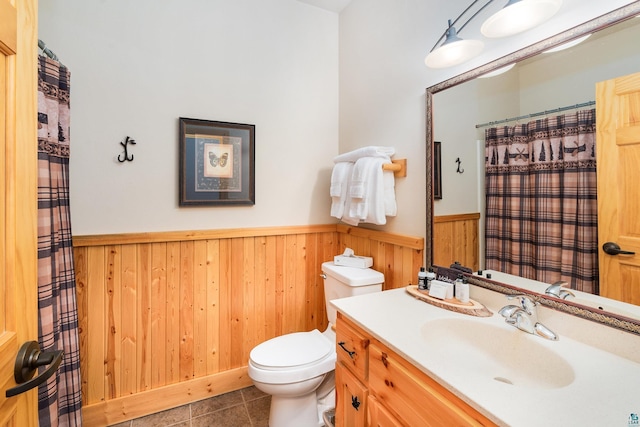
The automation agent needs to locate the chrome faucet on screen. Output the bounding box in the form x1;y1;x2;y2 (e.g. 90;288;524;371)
499;294;558;341
545;281;575;299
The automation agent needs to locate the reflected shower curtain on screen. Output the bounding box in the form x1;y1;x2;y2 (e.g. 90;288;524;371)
37;55;83;426
484;109;599;294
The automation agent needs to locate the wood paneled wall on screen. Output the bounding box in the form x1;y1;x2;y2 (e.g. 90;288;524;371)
73;224;423;425
433;213;480;271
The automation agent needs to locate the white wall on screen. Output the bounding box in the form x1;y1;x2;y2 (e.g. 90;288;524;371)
39;0;339;235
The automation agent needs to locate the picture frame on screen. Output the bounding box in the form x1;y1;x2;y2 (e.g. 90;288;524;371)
434;141;442;200
179;118;255;206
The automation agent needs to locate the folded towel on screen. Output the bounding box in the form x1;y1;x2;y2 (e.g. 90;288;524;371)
330;162;353;219
333;146;395;164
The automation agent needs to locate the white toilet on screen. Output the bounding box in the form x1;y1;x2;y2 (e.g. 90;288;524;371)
248;261;384;427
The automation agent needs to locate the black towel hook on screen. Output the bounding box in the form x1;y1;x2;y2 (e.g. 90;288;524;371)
118;136;136;162
456;157;464;174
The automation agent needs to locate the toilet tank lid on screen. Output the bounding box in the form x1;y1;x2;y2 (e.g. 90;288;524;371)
322;261;384;286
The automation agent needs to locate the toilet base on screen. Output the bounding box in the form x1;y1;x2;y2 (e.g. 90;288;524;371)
269;392;323;427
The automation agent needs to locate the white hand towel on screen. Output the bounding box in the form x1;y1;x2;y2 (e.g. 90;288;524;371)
341;189;361;226
349;157;387;222
364;158;388;225
330;162;353;219
349;157;377;200
383;170;397;217
334;146;395;164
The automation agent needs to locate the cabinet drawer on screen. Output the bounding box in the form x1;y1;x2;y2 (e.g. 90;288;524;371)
335;362;368;427
369;343;494;427
336;315;369;381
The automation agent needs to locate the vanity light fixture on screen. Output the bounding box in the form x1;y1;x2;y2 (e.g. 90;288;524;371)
425;20;484;69
425;0;563;69
481;0;563;38
543;33;591;53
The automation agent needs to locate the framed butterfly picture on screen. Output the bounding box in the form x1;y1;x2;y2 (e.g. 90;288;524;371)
179;118;255;206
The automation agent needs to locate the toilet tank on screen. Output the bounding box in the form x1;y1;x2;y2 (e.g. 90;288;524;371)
321;261;384;326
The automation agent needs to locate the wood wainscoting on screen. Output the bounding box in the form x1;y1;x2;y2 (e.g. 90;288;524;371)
73;224;423;425
433;213;480;271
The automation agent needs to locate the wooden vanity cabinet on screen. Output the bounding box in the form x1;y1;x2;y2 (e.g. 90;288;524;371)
335;313;497;427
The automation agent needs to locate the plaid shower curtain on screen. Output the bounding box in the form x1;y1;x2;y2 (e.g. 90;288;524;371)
37;55;83;426
484;109;599;294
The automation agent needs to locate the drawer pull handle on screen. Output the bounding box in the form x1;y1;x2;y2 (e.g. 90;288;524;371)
351;395;361;411
338;341;356;359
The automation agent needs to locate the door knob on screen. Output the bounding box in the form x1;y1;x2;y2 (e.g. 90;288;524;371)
602;242;636;256
6;341;63;398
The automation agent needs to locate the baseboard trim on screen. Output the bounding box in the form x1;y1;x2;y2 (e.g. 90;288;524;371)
82;367;252;426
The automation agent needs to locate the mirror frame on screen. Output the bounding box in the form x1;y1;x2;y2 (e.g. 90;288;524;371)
425;2;640;335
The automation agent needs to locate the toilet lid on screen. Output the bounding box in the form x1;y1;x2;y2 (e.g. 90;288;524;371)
250;329;332;370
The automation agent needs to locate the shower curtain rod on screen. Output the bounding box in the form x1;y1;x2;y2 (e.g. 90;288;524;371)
475;100;595;129
38;39;60;62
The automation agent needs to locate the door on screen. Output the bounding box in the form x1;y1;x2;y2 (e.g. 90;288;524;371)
0;0;39;425
596;71;640;305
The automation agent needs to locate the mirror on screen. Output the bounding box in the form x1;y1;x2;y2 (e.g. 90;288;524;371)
426;4;640;326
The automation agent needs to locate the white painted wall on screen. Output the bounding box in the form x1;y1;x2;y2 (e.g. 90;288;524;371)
39;0;339;235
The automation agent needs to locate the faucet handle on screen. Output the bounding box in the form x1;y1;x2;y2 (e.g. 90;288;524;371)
506;294;538;314
545;281;575;299
498;304;520;319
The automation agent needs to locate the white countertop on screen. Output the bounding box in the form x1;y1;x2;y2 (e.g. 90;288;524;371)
331;287;640;427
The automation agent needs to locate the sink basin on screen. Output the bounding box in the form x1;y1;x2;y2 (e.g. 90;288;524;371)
421;318;575;389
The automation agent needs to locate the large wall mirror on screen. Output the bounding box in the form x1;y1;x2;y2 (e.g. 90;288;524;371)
426;3;640;330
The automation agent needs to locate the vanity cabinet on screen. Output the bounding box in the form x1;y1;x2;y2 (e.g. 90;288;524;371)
335;313;496;427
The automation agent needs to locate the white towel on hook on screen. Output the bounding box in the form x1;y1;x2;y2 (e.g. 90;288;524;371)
330;162;353;219
333;146;395;164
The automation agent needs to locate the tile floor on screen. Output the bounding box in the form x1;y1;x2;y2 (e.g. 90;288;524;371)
109;386;270;427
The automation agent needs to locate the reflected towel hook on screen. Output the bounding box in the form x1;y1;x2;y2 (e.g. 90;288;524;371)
456;157;464;174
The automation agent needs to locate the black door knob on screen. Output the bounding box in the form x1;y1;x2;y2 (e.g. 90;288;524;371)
6;341;63;397
602;242;636;256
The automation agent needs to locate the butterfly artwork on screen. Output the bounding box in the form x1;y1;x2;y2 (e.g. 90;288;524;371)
209;152;229;167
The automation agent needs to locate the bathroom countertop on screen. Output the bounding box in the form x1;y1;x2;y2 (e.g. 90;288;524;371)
331;287;640;427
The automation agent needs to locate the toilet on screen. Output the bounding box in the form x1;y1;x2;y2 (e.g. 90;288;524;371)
248;261;384;427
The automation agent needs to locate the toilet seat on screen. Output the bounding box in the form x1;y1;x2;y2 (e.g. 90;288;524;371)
248;329;336;384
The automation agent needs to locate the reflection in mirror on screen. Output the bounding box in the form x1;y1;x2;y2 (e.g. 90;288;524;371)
426;4;640;324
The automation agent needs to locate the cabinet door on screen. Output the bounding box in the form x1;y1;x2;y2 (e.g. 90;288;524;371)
368;395;404;427
336;362;368;427
369;344;492;426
